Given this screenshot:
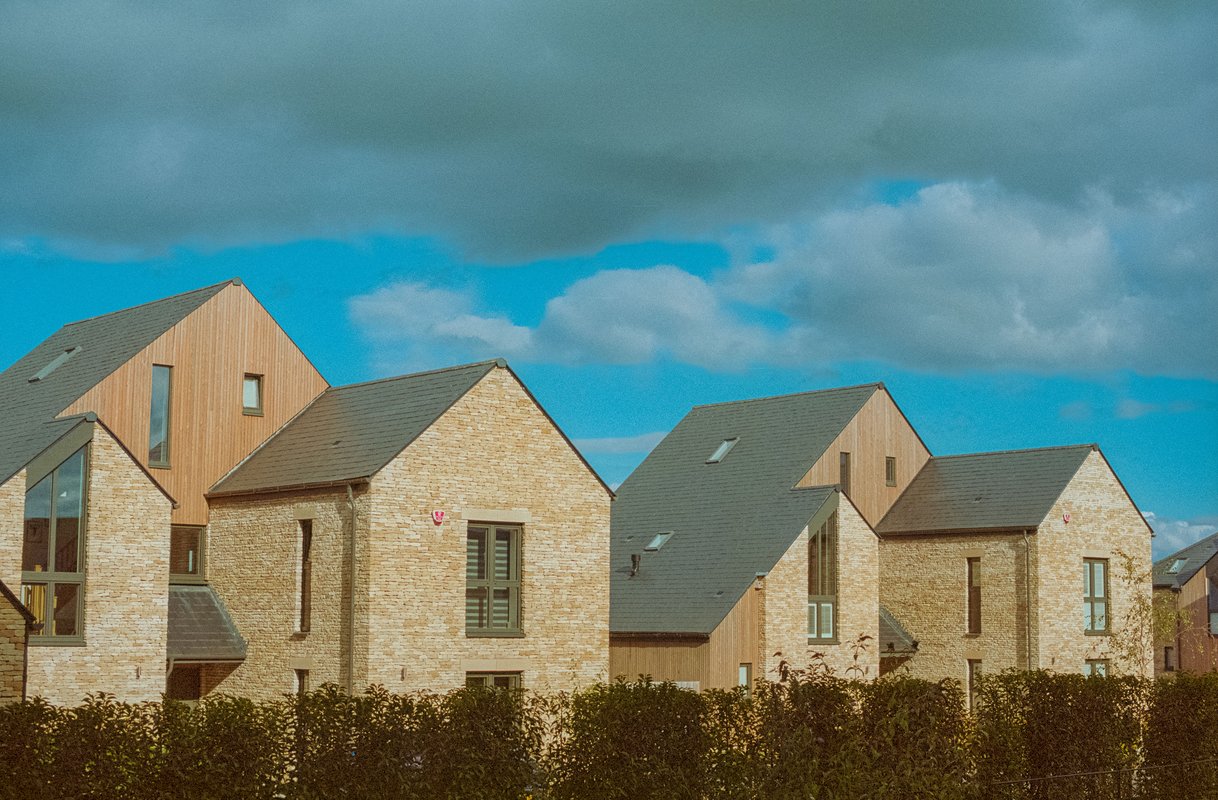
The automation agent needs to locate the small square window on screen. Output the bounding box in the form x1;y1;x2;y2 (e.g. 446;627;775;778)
644;532;673;551
242;374;263;415
706;438;738;463
1084;659;1109;677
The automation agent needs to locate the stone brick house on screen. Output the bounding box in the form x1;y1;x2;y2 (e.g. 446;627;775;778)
1152;531;1218;675
877;445;1155;689
0;280;328;702
610;384;929;689
206;359;612;700
0;579;37;702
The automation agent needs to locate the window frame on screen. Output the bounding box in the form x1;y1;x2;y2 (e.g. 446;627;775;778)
21;445;89;645
148;364;173;468
807;512;839;643
242;373;264;416
298;520;313;634
1164;646;1175;672
169;525;207;585
1083;558;1110;635
706;437;738;464
967;659;981;710
465;524;523;637
838;452;851;496
966;557;982;635
465;672;522;689
885;456;897;487
1084;658;1110;677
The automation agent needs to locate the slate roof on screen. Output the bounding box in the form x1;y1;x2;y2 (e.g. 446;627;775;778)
167;586;247;663
1152;530;1218;590
611;384;879;635
211;360;500;495
0;579;36;625
879;606;917;655
0;281;230;486
876;445;1096;535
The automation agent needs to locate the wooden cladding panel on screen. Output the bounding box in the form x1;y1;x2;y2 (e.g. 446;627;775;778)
1178;566;1218;673
62;284;328;525
797;389;930;526
706;583;761;689
609;637;706;685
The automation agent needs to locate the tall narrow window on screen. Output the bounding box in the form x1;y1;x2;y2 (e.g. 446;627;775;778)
1164;646;1175;672
738;663;753;698
466;525;521;635
242;374;263;415
21;446;87;640
1084;558;1110;633
294;669;310;695
839;452;851;496
299;520;313;634
967;659;981;710
170;526;205;583
1208;576;1218;635
967;557;982;635
885;456;897;487
808;512;838;641
148;364;172;466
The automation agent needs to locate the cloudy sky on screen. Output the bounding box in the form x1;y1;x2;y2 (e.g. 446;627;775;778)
2;0;1215;557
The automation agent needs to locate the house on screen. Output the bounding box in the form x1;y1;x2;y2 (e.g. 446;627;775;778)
609;383;929;689
1152;531;1218;675
877;445;1155;685
0;579;37;702
1;280;327;702
205;359;613;699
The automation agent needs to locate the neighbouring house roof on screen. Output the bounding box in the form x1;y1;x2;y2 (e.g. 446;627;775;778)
210;360;500;495
167;586;247;663
1152;530;1218;590
876;444;1097;535
611;383;879;635
0;579;36;625
0;281;231;486
879;606;917;656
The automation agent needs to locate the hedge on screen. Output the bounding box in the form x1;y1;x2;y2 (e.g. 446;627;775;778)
1;670;1215;799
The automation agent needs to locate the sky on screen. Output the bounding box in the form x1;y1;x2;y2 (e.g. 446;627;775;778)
1;0;1215;559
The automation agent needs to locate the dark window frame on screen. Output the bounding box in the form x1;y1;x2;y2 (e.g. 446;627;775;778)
807;512;839;643
148;364;173;467
21;445;89;645
966;557;982;635
1164;646;1175;672
294;668;310;695
838;452;851;496
1084;658;1110;677
967;659;981;710
465;672;522;689
242;373;264;416
885;456;897;487
1084;558;1110;635
299;520;313;634
169;525;206;584
465;524;523;637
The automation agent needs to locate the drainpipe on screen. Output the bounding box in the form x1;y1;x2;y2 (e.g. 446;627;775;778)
346;484;357;694
1023;529;1033;670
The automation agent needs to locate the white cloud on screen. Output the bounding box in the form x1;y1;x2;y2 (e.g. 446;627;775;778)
572;431;667;455
1145;511;1218;560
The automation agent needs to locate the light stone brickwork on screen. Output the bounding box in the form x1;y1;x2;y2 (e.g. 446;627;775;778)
763;497;879;680
879;533;1032;683
207;487;366;700
0;590;28;702
24;426;173;703
207;366;610;699
1035;450;1153;677
0;473;25;591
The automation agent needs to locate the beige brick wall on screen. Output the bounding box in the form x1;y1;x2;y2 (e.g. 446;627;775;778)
0;473;24;590
1036;450;1153;677
25;426;173;703
763;496;879;680
366;366;610;693
879;532;1033;683
0;591;27;702
208;487;367;700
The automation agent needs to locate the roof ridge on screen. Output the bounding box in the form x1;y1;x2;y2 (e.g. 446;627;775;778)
933;443;1097;460
60;279;235;328
327;359;503;393
691;382;882;410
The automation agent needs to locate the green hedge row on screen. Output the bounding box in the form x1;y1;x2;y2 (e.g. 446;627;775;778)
0;671;1215;800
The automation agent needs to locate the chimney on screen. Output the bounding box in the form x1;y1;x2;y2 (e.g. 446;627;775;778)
630;553;641;577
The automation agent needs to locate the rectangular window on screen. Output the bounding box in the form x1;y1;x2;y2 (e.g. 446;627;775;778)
1084;558;1110;633
738;663;753;698
838;452;851;496
465;672;521;689
1084;659;1109;677
967;557;982;635
299;520;313;634
807;512;838;641
466;525;522;635
166;665;202;702
1164;646;1175;672
169;526;205;582
706;437;738;464
1209;576;1218;635
149;364;172;466
21;446;87;641
294;669;310;695
885;456;897;487
967;659;981;710
242;374;263;415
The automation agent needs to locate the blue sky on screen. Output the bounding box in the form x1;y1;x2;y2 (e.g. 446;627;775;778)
1;1;1215;557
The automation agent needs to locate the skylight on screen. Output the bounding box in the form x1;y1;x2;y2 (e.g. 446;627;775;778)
644;532;673;551
29;347;81;383
706;437;738;464
1166;558;1187;574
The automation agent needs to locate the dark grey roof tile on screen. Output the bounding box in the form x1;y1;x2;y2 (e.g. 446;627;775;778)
167;585;247;663
1152;531;1218;590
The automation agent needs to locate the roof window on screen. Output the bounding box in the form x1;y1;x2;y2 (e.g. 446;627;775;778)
644;532;673;551
29;347;81;383
706;438;738;464
1166;558;1187;574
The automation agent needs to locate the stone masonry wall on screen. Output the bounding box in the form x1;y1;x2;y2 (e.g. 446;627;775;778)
366;366;611;693
207;487;368;700
763;496;879;680
1036;450;1153;677
0;473;25;590
879;532;1033;684
0;589;28;702
25;427;173;703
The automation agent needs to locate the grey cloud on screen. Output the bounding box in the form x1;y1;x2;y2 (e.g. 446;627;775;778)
0;0;1213;260
1145;511;1218;560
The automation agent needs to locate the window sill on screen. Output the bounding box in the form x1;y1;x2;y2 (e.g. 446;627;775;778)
149;463;171;470
169;576;207;586
806;637;840;646
28;637;86;647
466;630;525;639
242;409;264;417
1084;629;1112;636
964;632;981;638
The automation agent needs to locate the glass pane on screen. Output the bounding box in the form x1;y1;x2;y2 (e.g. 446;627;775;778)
21;583;46;635
466;529;487;580
149;365;171;463
22;475;51;572
465;587;487;628
1083;562;1091;597
807;601;817;636
494;529;513;581
1094;562;1106;598
1094;601;1106;630
493;675;514;689
243;376;261;410
821;602;834;638
53;583;79;636
1084;602;1092;630
465;674;489;688
1096;662;1107;677
53;448;85;573
170;527;201;575
492;588;511;628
